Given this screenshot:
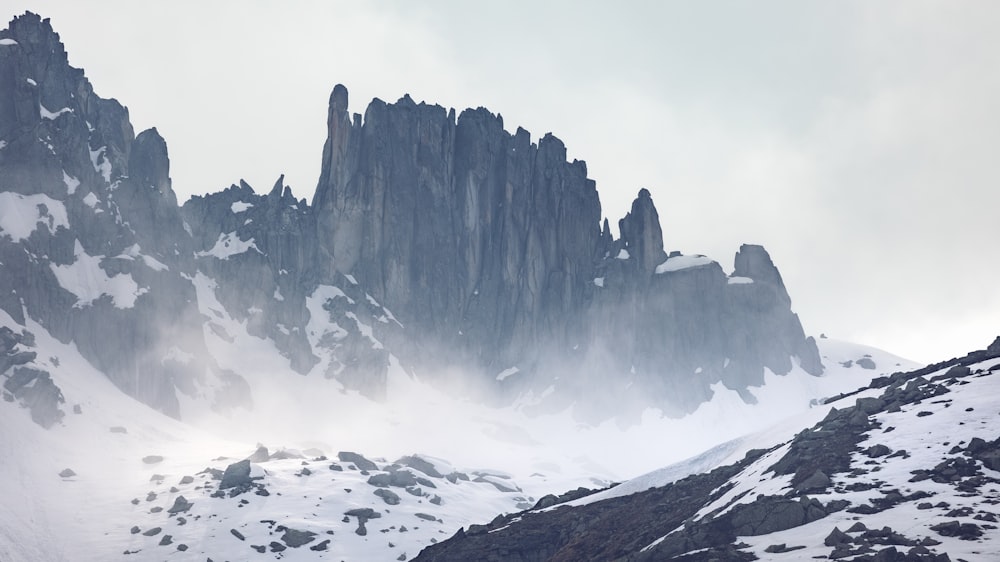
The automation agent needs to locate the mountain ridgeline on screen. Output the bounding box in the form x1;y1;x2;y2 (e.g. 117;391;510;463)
0;12;821;425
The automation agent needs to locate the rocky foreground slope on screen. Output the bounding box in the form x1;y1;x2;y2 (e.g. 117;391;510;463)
415;338;1000;561
1;11;819;423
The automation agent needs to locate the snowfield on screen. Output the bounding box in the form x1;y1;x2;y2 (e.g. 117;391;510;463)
0;289;929;561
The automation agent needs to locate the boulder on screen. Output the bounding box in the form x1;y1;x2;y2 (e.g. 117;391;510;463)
219;459;252;489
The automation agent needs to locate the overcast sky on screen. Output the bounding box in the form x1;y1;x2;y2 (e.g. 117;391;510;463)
19;1;999;364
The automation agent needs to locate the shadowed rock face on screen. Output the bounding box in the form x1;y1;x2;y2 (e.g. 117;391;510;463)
0;11;822;423
311;85;823;417
0;12;246;418
313;91;603;376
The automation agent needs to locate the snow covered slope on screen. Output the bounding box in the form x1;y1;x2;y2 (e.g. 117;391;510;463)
416;340;1000;561
0;298;922;561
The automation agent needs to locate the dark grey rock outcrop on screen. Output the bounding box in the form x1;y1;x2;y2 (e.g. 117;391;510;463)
219;459;252;489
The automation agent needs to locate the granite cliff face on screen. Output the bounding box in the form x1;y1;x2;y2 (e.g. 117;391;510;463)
311;87;822;418
0;12;822;425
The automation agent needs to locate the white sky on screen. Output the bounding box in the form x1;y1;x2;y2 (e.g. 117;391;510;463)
18;1;1000;364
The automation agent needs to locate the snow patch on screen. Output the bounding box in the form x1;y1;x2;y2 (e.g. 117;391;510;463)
40;104;73;120
81;192;99;208
0;38;18;46
88;146;112;183
0;192;69;241
727;276;753;285
50;240;147;308
496;367;520;381
616;248;630;260
62;171;79;195
655;254;715;274
25;77;36;86
230;201;253;213
196;232;261;259
141;255;169;272
593;277;604;288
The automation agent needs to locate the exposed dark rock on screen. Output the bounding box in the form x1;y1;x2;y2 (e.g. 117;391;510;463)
857;357;877;369
794;469;831;494
825;527;852;546
230;529;245;541
929;520;982;540
368;469;418;488
247;446;269;463
58;468;75;477
865;444;892;458
375;488;401;505
764;543;805;553
280;528;316;547
141;456;163;464
167;496;192;514
219;459;251;489
397;455;443;478
3;367;64;427
345;507;381;536
338;451;377;471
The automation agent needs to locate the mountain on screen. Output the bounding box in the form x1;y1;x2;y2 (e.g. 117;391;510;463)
1;11;820;426
416;338;1000;561
5;11;991;562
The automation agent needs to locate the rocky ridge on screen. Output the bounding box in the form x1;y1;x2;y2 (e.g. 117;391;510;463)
1;11;821;422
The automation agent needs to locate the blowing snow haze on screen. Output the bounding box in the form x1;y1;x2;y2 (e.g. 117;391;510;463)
1;8;999;562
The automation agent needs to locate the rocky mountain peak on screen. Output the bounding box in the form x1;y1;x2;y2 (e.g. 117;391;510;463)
2;17;826;424
129;127;172;197
734;243;792;306
618;187;666;274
